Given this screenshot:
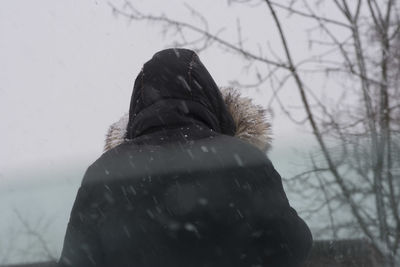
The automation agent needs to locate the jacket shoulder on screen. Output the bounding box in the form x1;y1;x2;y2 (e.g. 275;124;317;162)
82;134;271;187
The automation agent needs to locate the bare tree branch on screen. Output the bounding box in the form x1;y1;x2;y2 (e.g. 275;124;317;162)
13;209;56;262
109;1;288;69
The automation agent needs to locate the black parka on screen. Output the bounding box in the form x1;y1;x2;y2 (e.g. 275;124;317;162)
59;49;312;267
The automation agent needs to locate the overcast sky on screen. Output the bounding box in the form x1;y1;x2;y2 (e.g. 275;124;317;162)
0;0;320;178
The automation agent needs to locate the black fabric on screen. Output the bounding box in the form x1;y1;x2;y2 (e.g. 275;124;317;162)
126;48;236;139
59;49;312;267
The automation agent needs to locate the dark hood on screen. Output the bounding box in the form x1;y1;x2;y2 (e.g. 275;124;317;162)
126;48;236;140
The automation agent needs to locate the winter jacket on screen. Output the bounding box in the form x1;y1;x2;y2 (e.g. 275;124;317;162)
58;48;312;267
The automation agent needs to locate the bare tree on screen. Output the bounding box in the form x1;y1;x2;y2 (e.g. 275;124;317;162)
0;210;57;265
13;210;57;262
109;0;400;265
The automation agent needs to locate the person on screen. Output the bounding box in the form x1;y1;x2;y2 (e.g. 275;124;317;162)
59;48;312;267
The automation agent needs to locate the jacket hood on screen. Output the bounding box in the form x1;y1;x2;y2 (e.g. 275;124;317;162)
104;87;272;152
126;48;236;140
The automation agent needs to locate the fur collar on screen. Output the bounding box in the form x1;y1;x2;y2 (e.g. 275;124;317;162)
104;88;271;152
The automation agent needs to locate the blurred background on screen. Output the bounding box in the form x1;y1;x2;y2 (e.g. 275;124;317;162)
1;0;399;265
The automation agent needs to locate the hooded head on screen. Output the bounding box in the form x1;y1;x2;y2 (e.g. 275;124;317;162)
126;48;236;139
105;49;272;152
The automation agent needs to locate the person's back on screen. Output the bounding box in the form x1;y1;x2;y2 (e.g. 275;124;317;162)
59;48;312;267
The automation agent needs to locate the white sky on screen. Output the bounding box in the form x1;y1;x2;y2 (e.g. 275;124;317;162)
0;0;325;175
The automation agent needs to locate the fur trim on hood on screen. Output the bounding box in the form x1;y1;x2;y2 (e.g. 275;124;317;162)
104;88;271;152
